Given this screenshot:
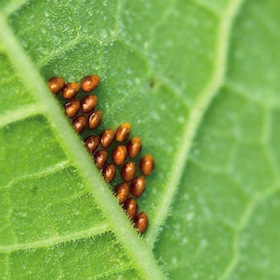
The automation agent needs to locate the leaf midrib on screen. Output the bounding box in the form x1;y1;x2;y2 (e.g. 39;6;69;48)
0;13;166;280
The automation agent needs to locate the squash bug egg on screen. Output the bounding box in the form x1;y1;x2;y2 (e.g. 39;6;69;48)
62;82;80;100
81;94;98;114
114;182;130;204
130;176;146;197
81;75;100;92
48;77;65;94
102;164;116;183
64;99;81;118
140;154;155;176
123;198;138;219
127;136;142;158
134;212;148;234
121;161;136;182
72;115;87;134
88;110;102;129
100;129;115;148
112;145;127;165
116;122;131;142
94;149;108;169
84;135;100;153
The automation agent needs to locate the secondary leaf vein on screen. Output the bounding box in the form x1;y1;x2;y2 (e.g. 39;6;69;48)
146;0;245;245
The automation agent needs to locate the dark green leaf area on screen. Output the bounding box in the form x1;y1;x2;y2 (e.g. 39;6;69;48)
5;233;135;280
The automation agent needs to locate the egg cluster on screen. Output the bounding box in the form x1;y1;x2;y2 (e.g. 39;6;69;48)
48;75;155;234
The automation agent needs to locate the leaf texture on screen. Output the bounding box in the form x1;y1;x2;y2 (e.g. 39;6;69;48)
0;0;279;279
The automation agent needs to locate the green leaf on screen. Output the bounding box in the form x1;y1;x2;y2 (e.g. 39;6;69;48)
0;0;279;279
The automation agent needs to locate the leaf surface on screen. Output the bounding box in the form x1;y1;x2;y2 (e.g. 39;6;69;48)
0;0;279;279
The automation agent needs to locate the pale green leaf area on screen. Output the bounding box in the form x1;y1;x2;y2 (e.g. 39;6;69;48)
0;0;279;279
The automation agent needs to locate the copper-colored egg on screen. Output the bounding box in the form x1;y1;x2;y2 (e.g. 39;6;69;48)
94;149;108;169
112;145;127;165
115;123;131;142
127;136;142;158
102;164;116;183
62;82;80;100
121;161;136;182
88;110;102;129
139;155;155;176
84;135;100;153
48;77;65;94
123;198;138;219
72;115;87;134
100;129;115;148
130;176;146;197
81;75;100;92
81;94;98;114
114;182;130;204
64;99;81;118
134;212;148;234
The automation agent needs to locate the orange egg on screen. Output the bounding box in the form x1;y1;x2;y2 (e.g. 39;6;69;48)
121;161;136;182
72;115;87;134
115;123;131;142
64;99;81;118
134;212;148;234
62;82;80;100
100;129;115;148
88;110;102;129
102;164;116;183
127;136;141;158
84;135;100;153
114;183;130;204
48;77;65;94
94;150;108;169
81;75;100;92
139;155;154;176
112;145;127;165
130;176;146;197
81;94;98;114
123;198;138;219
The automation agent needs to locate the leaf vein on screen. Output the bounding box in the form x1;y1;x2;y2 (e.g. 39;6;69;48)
0;160;71;189
146;0;246;245
0;224;110;253
0;104;44;129
0;14;166;280
219;185;280;280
